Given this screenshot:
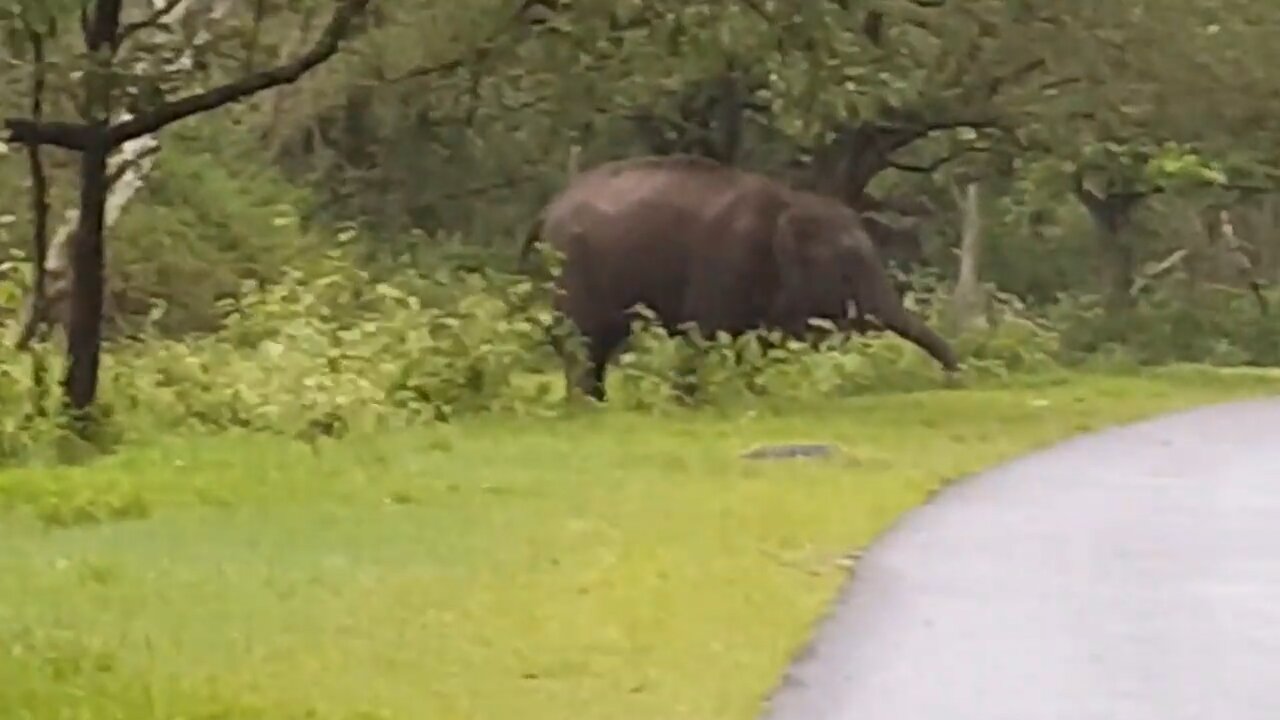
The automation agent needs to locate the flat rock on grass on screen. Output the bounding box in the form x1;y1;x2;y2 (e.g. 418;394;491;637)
740;443;840;461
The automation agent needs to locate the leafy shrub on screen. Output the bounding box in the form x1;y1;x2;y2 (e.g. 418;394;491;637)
101;256;557;440
108;121;328;336
4;237;1278;468
1047;281;1280;367
0;259;1044;459
0;115;330;339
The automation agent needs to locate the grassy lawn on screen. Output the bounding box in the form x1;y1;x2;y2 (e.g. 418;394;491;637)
0;369;1275;719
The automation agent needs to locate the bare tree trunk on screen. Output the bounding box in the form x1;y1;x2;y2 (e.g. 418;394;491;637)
631;69;758;164
15;14;53;416
1096;211;1137;315
1261;195;1280;282
65;138;111;413
1230;197;1278;284
1217;209;1269;314
263;10;321;154
1073;177;1146;316
60;0;119;419
949;180;986;331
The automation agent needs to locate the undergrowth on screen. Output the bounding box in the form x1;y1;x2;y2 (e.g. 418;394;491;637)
1;235;1278;467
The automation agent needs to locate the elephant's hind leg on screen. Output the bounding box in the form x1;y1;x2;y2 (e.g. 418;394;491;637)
562;324;628;403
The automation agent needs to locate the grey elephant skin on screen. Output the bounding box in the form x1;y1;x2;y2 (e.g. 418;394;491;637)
519;154;958;401
759;397;1280;720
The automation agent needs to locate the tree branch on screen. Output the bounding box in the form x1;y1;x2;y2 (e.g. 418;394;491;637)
106;143;162;187
886;145;987;174
2;119;91;151
1071;170;1155;215
107;0;371;145
385;0;546;84
433;172;541;201
386;53;471;84
1038;76;1083;94
986;58;1047;98
877;116;1001;156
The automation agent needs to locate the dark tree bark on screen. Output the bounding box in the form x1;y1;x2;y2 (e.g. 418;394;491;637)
807;119;994;207
15;14;54;416
56;0;123;419
632;69;766;165
799;118;989;283
65;136;111;413
16;18;52;354
1073;178;1147;315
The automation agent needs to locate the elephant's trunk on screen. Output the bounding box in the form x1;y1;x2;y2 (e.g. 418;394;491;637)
879;307;960;371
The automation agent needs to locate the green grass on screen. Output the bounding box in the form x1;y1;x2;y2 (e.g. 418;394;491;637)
0;369;1276;719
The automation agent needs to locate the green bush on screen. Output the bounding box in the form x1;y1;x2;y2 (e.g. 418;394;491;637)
5;232;1279;469
1048;281;1280;367
0;115;330;339
0;253;1065;461
108;121;328;336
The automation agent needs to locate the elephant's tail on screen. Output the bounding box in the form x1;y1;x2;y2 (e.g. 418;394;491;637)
509;210;566;350
509;210;576;361
517;211;548;277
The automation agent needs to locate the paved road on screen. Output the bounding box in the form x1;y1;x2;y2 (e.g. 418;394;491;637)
760;397;1280;720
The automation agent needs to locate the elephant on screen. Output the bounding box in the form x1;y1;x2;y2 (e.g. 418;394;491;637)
518;154;959;401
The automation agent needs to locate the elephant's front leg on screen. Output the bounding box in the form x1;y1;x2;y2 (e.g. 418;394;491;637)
670;334;706;406
559;323;628;404
733;332;777;396
660;320;719;406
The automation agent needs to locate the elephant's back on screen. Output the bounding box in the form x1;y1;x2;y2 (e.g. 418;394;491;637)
541;155;786;253
538;155;790;324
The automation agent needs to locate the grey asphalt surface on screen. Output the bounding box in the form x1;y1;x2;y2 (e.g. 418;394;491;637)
759;396;1280;720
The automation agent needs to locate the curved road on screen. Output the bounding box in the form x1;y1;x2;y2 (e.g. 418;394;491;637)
760;397;1280;720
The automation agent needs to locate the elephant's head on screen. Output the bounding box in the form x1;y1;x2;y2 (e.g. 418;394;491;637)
862;214;923;297
863;214;924;272
770;193;960;371
770;198;889;335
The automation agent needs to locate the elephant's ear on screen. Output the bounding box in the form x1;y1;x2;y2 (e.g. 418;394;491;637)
772;209;807;292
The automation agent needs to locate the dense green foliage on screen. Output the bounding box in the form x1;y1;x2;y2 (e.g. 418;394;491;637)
2;246;1279;466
